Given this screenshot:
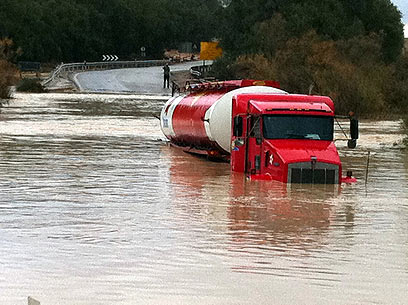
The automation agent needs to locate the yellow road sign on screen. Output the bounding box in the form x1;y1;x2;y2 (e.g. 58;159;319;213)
200;42;223;60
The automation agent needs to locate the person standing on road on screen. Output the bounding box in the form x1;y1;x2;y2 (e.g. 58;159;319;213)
163;63;170;88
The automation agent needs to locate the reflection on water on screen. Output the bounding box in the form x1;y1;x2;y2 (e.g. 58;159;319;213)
0;93;408;305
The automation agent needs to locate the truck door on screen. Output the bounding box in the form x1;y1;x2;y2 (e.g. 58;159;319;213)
245;116;263;176
231;115;246;172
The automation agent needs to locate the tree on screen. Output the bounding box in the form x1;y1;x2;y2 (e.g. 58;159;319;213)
218;0;404;62
250;13;289;59
0;0;223;62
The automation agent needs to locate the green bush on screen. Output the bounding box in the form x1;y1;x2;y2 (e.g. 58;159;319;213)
16;78;46;93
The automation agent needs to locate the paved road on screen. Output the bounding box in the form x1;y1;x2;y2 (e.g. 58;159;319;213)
74;61;202;95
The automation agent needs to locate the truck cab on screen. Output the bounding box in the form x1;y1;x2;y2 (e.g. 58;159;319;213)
231;93;352;184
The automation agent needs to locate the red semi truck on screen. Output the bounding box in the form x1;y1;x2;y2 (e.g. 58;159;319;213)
160;80;358;184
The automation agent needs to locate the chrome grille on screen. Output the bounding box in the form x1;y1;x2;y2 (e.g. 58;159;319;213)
288;162;339;184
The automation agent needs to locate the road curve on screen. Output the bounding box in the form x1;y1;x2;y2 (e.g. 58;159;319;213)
74;61;202;95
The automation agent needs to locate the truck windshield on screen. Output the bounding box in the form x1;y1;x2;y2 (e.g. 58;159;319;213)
263;115;333;141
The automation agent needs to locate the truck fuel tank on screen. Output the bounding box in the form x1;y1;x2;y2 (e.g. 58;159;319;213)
160;81;285;154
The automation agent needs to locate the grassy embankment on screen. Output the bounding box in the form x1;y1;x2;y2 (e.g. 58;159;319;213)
15;78;46;93
0;38;19;103
0;60;18;101
403;116;408;147
0;63;47;105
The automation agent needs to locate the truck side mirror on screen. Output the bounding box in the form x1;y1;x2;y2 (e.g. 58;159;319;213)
350;118;359;140
233;116;243;137
347;118;358;149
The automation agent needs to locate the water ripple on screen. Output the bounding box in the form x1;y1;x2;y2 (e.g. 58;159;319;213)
0;93;407;304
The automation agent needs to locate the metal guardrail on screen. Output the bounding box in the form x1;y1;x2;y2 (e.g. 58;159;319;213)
189;64;212;79
42;60;169;86
190;69;201;78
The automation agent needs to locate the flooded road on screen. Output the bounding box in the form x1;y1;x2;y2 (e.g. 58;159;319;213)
74;61;201;94
1;93;407;305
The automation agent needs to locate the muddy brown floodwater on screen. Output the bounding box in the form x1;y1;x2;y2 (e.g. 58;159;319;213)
0;93;407;305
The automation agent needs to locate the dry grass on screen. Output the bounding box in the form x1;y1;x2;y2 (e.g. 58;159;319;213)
0;59;19;99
